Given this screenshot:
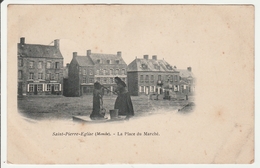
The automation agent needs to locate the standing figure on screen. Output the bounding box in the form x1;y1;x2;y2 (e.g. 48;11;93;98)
90;82;106;120
114;77;134;120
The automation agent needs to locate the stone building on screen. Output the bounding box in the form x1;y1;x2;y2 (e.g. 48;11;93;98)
66;50;127;96
127;55;180;96
17;37;64;96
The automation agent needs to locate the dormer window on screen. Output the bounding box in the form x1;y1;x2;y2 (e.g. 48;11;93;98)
154;64;160;70
97;59;100;64
107;60;111;64
116;60;119;64
166;65;173;70
141;64;148;69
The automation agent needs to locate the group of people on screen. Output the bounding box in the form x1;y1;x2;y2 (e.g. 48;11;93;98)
89;77;134;120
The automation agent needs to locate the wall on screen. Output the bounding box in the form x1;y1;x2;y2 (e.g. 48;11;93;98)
18;56;63;96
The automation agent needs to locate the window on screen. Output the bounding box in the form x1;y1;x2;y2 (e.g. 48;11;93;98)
110;78;114;83
115;69;119;75
116;60;119;64
37;84;43;92
151;75;154;81
55;62;60;69
46;73;51;80
145;75;149;80
150;86;154;92
122;69;126;75
54;84;59;91
165;75;169;81
141;86;144;92
89;78;94;83
103;69;107;75
97;59;100;64
174;85;179;91
83;69;86;75
47;84;51;91
47;62;51;69
96;69;99;75
141;64;148;69
96;77;100;82
38;61;43;69
110;69;113;75
145;75;149;83
181;85;184;93
154;64;159;69
29;84;34;92
170;75;174;81
158;75;161;81
38;73;43;79
29;61;34;68
103;78;107;83
18;59;23;67
174;75;178;81
55;73;59;80
140;75;144;80
107;60;111;64
18;70;22;79
89;70;93;75
29;72;34;79
83;77;87;83
51;74;55;80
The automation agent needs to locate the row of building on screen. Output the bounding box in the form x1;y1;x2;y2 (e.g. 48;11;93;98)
17;38;195;97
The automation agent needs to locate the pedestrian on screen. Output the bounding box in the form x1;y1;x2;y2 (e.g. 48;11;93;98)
90;82;106;120
114;77;134;120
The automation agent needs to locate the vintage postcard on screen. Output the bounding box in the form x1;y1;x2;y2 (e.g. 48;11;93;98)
2;2;255;166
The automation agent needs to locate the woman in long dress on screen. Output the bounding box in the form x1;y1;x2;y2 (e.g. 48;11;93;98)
114;77;134;119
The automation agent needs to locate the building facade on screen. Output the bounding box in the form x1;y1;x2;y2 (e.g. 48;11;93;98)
17;37;64;96
66;50;127;97
178;67;195;95
127;55;180;96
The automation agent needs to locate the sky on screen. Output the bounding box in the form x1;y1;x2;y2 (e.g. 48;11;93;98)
8;4;254;76
6;4;224;75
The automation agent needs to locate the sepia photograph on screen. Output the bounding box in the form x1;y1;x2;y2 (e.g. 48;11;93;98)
2;2;256;166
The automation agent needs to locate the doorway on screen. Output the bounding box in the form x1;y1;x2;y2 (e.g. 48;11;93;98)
34;84;38;95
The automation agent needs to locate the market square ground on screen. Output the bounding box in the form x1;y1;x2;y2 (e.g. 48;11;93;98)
17;95;195;120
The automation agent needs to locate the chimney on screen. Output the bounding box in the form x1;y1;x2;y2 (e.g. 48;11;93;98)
73;52;77;58
20;37;25;44
143;55;149;60
152;55;157;60
117;51;121;57
87;50;91;56
66;63;70;68
187;67;192;72
54;39;60;49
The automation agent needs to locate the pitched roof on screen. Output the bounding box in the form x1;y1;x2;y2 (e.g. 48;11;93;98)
178;69;194;78
89;53;127;65
75;55;94;66
179;80;189;85
127;58;176;72
18;43;63;58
